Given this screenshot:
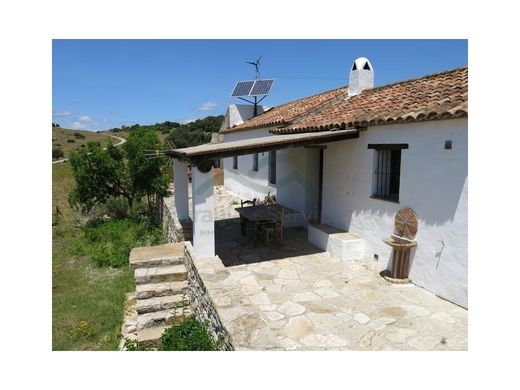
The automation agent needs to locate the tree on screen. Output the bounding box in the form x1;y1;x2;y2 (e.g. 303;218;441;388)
69;142;133;212
124;129;168;214
69;131;168;217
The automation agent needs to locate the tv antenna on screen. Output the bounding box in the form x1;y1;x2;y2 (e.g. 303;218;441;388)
246;56;262;78
231;57;275;117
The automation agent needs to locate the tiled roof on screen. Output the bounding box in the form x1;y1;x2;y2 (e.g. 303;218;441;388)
275;67;468;133
221;86;347;133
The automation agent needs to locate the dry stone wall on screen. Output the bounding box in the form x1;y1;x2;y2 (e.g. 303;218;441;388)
161;197;234;350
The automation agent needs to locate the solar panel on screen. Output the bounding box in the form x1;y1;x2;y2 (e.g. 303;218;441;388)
250;79;274;96
231;81;255;97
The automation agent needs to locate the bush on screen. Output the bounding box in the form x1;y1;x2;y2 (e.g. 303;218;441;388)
67;139;76;143
74;132;86;139
124;317;220;351
105;197;130;219
159;317;220;351
74;218;164;268
52;147;64;160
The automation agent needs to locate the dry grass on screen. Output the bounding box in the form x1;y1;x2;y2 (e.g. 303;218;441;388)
52;127;113;160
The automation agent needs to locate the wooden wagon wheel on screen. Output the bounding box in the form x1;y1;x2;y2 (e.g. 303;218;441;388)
394;207;419;240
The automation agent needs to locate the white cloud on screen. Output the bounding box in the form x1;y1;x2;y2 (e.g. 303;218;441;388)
70;115;97;130
53;110;73;117
197;101;218;111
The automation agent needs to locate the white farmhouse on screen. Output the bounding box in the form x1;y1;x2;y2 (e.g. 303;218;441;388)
169;58;468;308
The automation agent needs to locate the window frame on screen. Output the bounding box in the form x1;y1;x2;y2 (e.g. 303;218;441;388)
252;153;259;172
232;155;238;170
368;144;407;203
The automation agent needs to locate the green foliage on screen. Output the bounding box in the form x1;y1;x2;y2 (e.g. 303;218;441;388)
123;317;221;351
52;122;61;127
69;142;133;212
74;132;86;139
109;115;224;149
67;139;76;143
52;147;64;160
124;129;168;204
166;116;224;148
159;317;220;351
73;218;164;268
69;129;169;216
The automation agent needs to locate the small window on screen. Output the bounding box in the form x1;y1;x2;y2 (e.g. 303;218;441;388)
252;153;258;172
233;156;238;170
268;151;276;185
371;147;402;202
363;61;371;70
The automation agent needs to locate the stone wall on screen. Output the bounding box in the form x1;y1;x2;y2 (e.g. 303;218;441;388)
161;196;234;350
161;197;185;243
183;242;234;351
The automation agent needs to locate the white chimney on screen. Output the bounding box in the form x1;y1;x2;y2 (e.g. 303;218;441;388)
348;57;374;96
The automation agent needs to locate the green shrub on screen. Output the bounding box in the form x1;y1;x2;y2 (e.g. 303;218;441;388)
159;317;219;351
105;197;130;219
123;317;221;351
67;139;76;143
74;218;164;268
52;147;64;160
74;132;86;139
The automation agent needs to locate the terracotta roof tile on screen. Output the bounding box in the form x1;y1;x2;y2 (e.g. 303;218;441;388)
224;67;467;134
275;67;468;133
221;86;347;133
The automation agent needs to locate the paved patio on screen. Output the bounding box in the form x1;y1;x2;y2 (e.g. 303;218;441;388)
167;184;468;350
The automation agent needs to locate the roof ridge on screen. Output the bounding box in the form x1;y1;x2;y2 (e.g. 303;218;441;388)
366;65;468;93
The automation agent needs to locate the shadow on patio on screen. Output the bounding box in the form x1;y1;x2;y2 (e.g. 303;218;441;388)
215;218;323;267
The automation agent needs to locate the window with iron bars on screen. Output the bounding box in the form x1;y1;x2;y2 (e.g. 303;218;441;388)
370;145;405;202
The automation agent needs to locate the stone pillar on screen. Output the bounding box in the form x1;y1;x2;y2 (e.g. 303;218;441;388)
173;160;189;221
191;165;215;258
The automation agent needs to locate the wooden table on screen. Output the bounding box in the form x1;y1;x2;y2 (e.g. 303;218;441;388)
235;205;282;243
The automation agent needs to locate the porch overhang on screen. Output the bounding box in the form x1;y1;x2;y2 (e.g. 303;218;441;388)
166;128;360;164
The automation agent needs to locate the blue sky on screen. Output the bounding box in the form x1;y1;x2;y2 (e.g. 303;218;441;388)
52;39;467;131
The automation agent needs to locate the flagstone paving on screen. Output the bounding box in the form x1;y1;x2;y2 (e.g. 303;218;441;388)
213;253;468;350
166;184;468;350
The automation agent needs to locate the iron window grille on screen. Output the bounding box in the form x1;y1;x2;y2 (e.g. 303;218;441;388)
369;144;406;202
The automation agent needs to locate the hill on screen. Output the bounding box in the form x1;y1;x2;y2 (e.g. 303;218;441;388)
52;127;114;160
106;115;224;149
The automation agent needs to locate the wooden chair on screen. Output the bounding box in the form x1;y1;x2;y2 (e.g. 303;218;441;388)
260;204;284;248
240;198;257;236
241;199;256;207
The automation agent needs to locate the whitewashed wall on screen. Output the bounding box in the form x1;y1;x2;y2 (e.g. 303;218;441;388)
222;128;276;200
277;147;320;222
321;118;468;307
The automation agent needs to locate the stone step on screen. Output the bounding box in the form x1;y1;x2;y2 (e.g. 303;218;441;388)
129;243;185;269
136;294;186;314
137;325;167;348
136;280;188;300
134;264;187;285
136;307;192;331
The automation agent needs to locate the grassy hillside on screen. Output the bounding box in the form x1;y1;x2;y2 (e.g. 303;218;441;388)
52;126;113;160
52;162;167;350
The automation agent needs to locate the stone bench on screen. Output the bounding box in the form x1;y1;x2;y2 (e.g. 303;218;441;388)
308;223;365;261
